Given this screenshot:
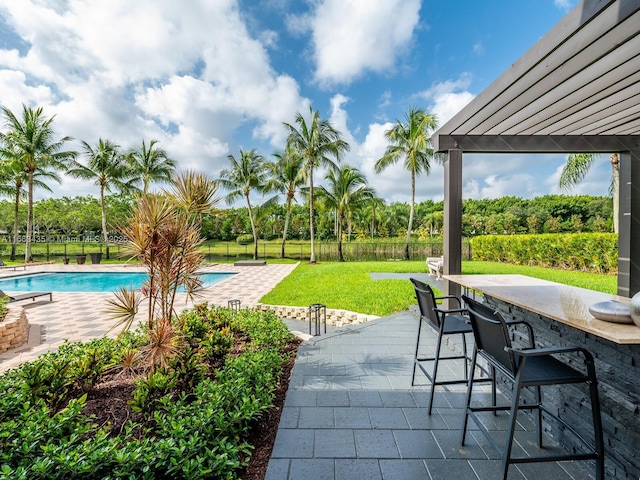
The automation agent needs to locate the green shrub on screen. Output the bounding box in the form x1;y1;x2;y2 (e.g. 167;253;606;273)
236;233;254;245
471;233;617;274
0;305;294;480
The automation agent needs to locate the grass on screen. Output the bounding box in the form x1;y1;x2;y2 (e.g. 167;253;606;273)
260;260;618;317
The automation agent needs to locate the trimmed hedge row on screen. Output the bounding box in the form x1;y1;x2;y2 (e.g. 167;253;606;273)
471;233;617;274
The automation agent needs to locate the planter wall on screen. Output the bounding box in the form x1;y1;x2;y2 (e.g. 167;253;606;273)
0;307;29;353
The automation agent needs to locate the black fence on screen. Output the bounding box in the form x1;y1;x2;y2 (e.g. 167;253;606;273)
0;241;472;263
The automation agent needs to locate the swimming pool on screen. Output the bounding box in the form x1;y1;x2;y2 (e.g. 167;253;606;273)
0;272;235;293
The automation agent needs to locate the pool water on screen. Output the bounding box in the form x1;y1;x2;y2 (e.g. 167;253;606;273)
0;272;235;293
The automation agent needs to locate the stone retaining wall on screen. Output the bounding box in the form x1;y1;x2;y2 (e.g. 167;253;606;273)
0;307;29;353
255;303;378;328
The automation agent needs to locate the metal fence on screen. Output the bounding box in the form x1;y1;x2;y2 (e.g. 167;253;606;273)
0;241;472;263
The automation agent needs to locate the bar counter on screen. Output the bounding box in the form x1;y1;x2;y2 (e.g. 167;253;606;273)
444;274;639;344
444;274;640;479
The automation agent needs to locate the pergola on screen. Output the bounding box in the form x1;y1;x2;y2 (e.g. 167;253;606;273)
432;0;640;298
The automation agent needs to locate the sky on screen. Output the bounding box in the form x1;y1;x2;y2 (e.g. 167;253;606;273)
0;0;612;206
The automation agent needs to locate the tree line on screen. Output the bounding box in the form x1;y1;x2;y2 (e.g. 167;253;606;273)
0;103;613;262
0;193;612;244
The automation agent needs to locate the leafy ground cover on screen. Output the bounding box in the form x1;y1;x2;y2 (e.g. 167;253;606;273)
261;260;617;316
0;305;298;480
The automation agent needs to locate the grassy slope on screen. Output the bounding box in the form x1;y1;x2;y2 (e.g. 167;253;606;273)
260;260;617;317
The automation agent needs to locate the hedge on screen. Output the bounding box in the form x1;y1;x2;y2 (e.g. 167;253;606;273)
470;233;617;274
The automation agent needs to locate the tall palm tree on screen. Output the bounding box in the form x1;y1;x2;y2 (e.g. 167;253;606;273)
375;107;438;260
0;152;56;259
316;164;375;261
219;148;269;260
128;139;176;194
67;139;136;258
284;107;350;263
264;148;306;258
0;105;76;262
559;153;619;233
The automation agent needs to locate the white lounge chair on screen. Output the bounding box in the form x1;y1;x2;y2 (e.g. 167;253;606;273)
426;256;443;279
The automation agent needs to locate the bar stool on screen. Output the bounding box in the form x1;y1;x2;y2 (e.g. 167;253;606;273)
462;295;604;480
410;277;473;414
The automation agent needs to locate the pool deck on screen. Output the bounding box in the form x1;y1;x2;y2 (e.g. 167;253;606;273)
0;262;298;373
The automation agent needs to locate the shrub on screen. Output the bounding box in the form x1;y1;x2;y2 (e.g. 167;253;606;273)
236;233;254;245
0;305;295;480
471;232;617;274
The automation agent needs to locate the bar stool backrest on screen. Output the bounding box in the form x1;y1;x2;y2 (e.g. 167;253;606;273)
463;295;517;378
410;278;440;328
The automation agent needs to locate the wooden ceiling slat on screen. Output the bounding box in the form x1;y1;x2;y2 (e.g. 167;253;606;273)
570;102;640;135
474;9;640;135
456;3;637;135
515;62;640;135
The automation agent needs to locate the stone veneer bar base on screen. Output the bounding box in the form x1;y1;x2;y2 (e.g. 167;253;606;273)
0;307;29;353
486;295;639;480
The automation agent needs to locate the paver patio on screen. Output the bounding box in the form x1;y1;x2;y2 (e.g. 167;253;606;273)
267;310;596;480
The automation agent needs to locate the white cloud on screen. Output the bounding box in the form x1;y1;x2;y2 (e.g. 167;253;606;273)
307;0;421;85
553;0;575;12
417;74;475;126
0;0;309;198
473;42;484;55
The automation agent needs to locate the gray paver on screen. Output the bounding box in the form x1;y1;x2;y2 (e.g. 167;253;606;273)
314;429;356;458
354;430;400;458
271;429;314;458
288;459;334;480
393;429;443;459
335;459;382;480
379;459;429;480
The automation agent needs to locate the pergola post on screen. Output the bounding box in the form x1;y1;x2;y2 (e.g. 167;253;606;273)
444;149;462;301
618;150;640;297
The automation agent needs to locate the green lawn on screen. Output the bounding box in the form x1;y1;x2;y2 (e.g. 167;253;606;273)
260;260;618;317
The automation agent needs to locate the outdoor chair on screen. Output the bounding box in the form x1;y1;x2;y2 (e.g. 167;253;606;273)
426;255;443;279
0;259;26;271
462;295;604;480
0;289;52;303
410;277;473;414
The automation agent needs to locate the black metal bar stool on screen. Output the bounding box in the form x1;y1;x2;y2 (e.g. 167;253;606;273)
462;295;604;480
308;303;326;336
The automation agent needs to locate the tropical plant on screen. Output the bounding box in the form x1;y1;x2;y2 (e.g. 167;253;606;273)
559;153;619;233
0;105;76;261
316;164;376;261
67;139;137;257
127;139;176;194
106;194;205;370
164;169;221;226
265;147;306;258
375;107;438;259
284;107;350;263
219;148;269;260
0;149;55;259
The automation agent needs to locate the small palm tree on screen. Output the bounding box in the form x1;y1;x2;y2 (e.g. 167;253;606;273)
375;107;438;260
284;107;350;263
128;139;176;194
219;148;269;260
67;139;137;257
0;105;76;262
559;153;619;233
316;164;376;261
264;148;306;258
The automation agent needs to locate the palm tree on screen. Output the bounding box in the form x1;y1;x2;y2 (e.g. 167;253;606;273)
375;107;438;260
128;139;176;194
0;105;76;262
264;148;306;258
219;148;269;260
284;107;350;263
316;164;375;261
0;152;56;259
67;139;136;258
559;153;619;233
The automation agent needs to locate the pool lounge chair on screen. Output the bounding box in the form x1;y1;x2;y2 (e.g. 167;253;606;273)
0;259;27;271
0;289;52;303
